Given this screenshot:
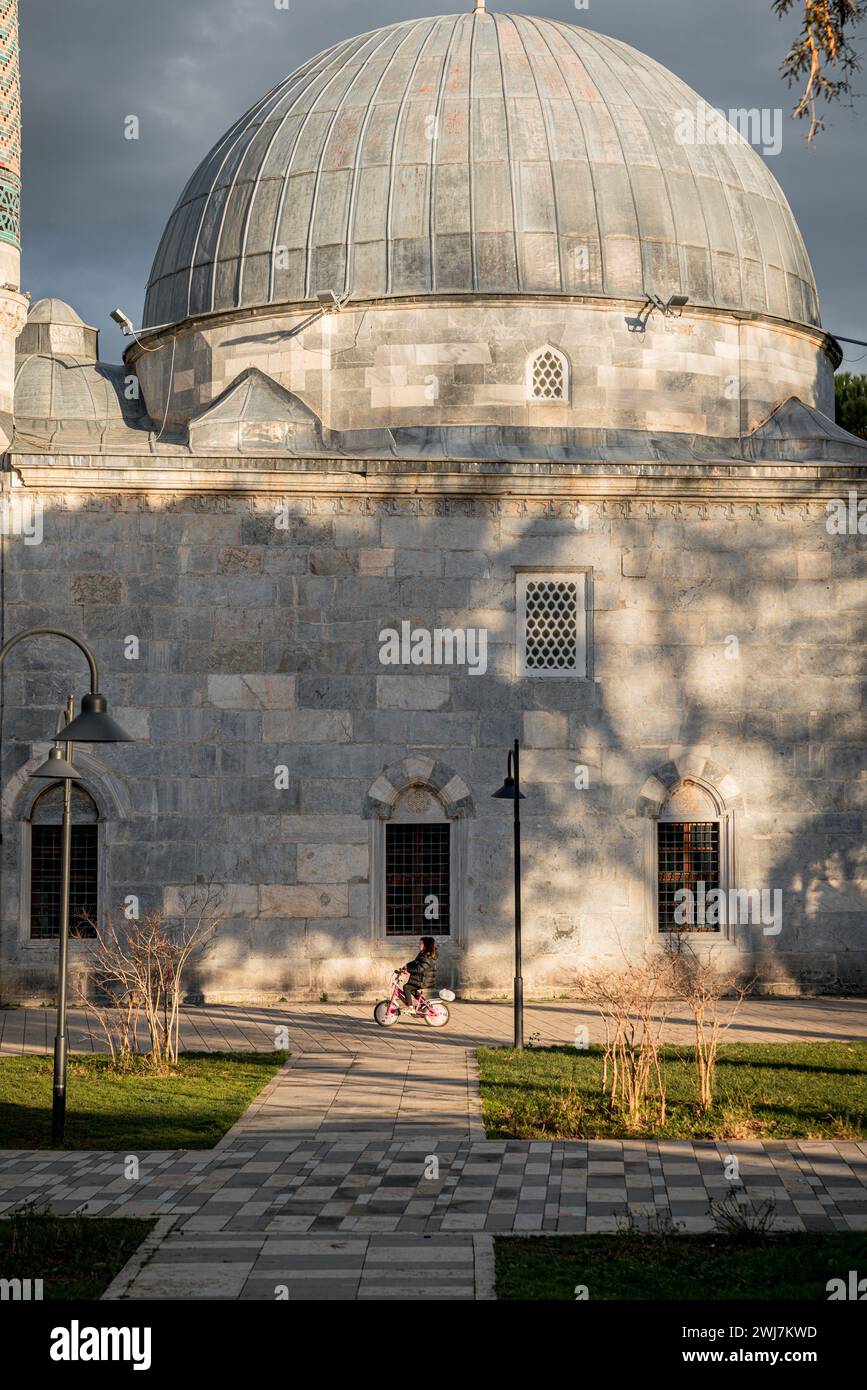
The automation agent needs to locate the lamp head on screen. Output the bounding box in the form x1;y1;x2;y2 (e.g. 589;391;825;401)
491;774;525;800
55;692;135;744
30;744;81;781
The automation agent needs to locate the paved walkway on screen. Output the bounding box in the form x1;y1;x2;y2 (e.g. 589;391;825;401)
2;999;866;1300
2;996;865;1055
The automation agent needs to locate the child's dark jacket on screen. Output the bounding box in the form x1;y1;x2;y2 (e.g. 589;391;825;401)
404;950;437;992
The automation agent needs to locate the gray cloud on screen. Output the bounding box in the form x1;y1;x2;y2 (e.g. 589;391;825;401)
20;0;867;365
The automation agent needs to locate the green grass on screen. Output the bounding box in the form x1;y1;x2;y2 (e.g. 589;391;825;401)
477;1041;867;1139
0;1051;287;1149
495;1231;867;1300
0;1210;155;1299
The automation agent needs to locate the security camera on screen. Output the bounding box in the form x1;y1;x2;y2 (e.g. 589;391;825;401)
110;307;135;335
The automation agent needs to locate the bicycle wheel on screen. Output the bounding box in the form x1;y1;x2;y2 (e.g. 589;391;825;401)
424;1002;449;1027
374;1000;399;1026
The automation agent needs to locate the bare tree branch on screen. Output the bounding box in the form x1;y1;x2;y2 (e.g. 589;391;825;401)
774;0;865;140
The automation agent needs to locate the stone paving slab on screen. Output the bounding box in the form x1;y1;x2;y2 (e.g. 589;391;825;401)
2;996;865;1056
103;1228;486;1301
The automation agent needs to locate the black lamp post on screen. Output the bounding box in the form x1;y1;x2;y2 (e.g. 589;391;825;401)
30;701;80;1145
491;738;526;1050
0;628;134;1144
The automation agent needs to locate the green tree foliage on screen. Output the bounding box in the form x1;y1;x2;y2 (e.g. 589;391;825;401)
835;371;867;437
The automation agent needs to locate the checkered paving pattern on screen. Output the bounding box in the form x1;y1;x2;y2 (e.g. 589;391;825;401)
3;1136;866;1240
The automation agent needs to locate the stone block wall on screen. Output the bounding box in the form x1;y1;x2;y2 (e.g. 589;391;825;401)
132;299;833;440
1;483;865;1002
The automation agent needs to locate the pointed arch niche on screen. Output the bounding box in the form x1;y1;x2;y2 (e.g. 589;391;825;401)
525;344;570;402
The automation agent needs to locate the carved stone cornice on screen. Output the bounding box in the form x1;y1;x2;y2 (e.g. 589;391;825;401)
0;287;28;341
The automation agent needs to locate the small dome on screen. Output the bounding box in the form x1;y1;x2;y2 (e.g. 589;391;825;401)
26;298;89;327
13;353;148;445
144;11;820;329
18;298;98;360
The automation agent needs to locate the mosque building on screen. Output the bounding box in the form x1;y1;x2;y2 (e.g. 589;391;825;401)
1;3;865;1002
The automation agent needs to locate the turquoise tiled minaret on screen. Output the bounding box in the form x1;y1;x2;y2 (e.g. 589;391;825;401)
0;0;20;248
0;0;26;444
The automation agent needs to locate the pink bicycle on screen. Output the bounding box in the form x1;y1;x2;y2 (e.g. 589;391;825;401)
373;969;454;1027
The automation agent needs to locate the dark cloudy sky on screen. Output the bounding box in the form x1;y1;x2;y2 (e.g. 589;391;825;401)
19;0;867;367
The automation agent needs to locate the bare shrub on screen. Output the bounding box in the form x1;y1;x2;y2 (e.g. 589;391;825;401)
665;936;755;1111
711;1188;777;1241
573;949;679;1128
75;887;223;1070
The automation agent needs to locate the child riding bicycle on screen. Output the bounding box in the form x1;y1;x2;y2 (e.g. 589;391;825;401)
400;936;438;1013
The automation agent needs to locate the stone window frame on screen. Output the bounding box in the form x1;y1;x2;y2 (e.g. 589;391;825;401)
3;749;128;953
17;781;108;950
363;756;474;952
515;568;593;679
525;343;571;402
28;783;100;942
637;752;744;946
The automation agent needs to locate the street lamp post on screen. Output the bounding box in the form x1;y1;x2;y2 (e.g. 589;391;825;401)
31;700;80;1145
0;628;134;1144
491;738;526;1050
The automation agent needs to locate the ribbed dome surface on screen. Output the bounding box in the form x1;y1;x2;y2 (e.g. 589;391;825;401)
14;355;145;424
143;11;820;329
26;298;88;326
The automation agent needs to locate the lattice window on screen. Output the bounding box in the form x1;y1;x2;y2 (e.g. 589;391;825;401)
517;572;586;677
657;821;720;932
385;823;450;936
528;346;569;401
29;784;98;940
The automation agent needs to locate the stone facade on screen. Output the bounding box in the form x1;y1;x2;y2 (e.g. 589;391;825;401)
2;477;865;1003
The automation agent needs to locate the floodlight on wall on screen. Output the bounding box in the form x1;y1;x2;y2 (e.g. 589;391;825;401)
315;290;350;312
627;291;690;333
645;292;689;318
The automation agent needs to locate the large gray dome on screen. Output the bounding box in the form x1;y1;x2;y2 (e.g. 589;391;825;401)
143;10;820;330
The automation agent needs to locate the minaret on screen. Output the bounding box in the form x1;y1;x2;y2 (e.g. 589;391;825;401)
0;0;26;448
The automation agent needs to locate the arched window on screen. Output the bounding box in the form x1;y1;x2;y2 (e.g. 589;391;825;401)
365;757;474;948
385;786;451;938
526;344;570;402
637;757;742;941
657;780;722;933
29;784;99;940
